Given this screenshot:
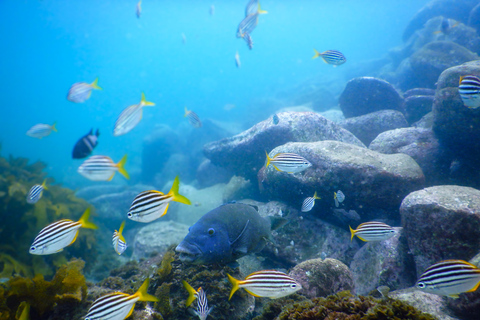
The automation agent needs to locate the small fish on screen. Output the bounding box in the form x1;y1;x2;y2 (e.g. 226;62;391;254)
114;93;155;136
227;270;302;300
112;221;127;255
235;51;241;68
416;260;480;298
334;190;345;207
72;128;99;159
320;252;327;260
377;286;390;298
237;14;258;38
301;191;320;212
127;176;191;223
243;32;253;49
349;221;395;242
78;155;129;181
459;75;480;109
184;107;202;128
272;114;279;125
26;122;57;139
434;17;459;35
29;208;97;255
26;179;48;204
67;78;102;103
209;4;215;16
192;287;212;320
312;49;346;66
136;0;141;18
245;0;263;16
84;278;158;320
265;151;312;174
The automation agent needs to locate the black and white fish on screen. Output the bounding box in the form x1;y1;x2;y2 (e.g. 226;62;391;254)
184;107;202;128
459;75;480;109
26;179;48;204
301;191;320;212
112;221;127;255
72;128;99;159
78;155;129;181
26;122;57;139
113;93;155;136
265;151;312;173
334;190;345;207
183;281;213;320
349;221;395;242
67;78;102;103
312;49;346;66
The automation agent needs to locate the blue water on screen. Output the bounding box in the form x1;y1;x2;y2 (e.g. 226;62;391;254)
0;0;428;188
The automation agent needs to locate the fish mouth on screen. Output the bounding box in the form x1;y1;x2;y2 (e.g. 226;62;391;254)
175;241;202;263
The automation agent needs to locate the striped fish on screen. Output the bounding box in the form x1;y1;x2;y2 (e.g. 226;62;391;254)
227;270;302;300
184;107;202;128
26;122;57;139
235;51;241;68
459;75;480;109
349;221;395;242
416;260;480;298
78;155;129;181
29;207;97;255
245;0;266;16
301;191;320;212
112;221;127;255
243;32;253;49
265;151;312;174
334;190;345;207
193;287;212;320
26;179;48;204
67;78;102;103
113;92;155;136
127;176;191;223
312;49;346;66
84;278;158;320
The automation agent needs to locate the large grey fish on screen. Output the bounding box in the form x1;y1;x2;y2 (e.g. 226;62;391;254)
176;203;285;265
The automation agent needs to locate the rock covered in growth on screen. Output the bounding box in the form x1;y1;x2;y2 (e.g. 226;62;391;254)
400;186;480;276
338;110;408;146
349;228;416;296
259;141;425;219
404;94;435;124
289;258;355;298
203;112;364;181
436;59;480;90
339;77;404;118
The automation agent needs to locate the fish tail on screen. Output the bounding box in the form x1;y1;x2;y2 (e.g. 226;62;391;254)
168;176;191;205
91;77;102;90
182;280;198;307
349;225;355;241
313;191;320;200
257;3;268;14
227;273;240;301
265;151;272;168
79;207;98;230
41;179;48;190
141;92;155;106
135;279;159;302
117;154;130;180
184;106;190;117
51;121;58;132
118;220;126;236
459;75;465;85
312;49;320;59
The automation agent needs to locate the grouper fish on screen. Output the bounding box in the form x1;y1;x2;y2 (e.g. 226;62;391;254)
176;203;284;265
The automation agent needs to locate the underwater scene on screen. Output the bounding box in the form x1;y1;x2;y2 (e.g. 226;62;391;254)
3;0;480;319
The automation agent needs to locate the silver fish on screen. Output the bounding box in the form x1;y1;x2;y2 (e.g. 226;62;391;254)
459;75;480;109
243;32;253;49
334;190;345;207
26;180;48;204
193;288;212;320
301;191;320;212
312;49;346;66
265;151;312;174
235;51;241;68
78;155;129;181
26;122;57;139
349;221;395;242
245;0;259;16
184;107;202;128
237;14;259;38
112;221;127;255
113;93;155;136
67;78;102;103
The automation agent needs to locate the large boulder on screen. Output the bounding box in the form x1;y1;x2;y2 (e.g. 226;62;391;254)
404;94;435;124
259;140;425;219
339;77;404;118
436;59;480;89
400;186;480;276
203;112;364;182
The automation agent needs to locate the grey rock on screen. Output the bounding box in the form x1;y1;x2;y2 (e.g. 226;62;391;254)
320;109;345;123
75;184;127;201
400;186;480;276
404;88;436;97
339;77;404;118
204;112;365;181
259;140;425;219
289;258;355;299
404;95;435;124
196;159;233;189
436;60;480;90
349;228;416;296
412;111;434;129
468;3;480;33
446;288;480;320
338;110;408;146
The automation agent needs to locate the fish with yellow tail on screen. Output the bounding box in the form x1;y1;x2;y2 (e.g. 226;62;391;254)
265;151;311;174
184;107;202;128
301;191;320;212
416;260;480;298
127;176;191;223
26;122;57;139
114;92;155;136
112;221;127;255
84;278;158;320
67;78;102;103
312;49;346;66
29;207;97;255
26;179;48;204
78;154;129;181
183;281;213;320
459;75;480;109
236;2;267;38
349;221;395;242
227;270;301;300
334;190;345;207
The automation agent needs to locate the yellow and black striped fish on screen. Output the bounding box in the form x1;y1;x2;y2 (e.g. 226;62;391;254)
113;93;155;136
184;107;202;128
349;221;395;242
26;179;48;204
67;78;102;103
459;75;480;109
301;191;320;212
312;49;346;66
77;155;129;181
265;151;312;174
112;221;127;255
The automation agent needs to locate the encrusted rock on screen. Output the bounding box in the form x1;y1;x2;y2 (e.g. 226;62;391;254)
436;60;480;90
404;95;435;124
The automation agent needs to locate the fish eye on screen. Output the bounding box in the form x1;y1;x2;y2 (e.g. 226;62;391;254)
291;284;297;288
30;246;36;252
127;212;132;217
208;228;215;236
390;230;395;233
417;282;426;289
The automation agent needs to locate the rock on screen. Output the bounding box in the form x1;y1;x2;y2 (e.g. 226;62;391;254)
338;110;408;146
404;88;436;97
75;184;127;202
339;77;404;118
320;109;345;123
369;127;450;186
349;228;416;296
289;258;355;299
412;111;434;128
196;159;233;189
468;3;480;33
132;220;189;260
203;112;365;182
436;60;480;90
222;175;253;203
260;140;425;219
404;95;435;124
410;41;479;88
400;186;480;276
446;289;480;320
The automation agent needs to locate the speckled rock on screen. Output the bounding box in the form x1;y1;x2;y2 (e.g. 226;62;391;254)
369;127;450;186
289;258;355;298
349;228;416;296
338;110;408;146
400;186;480;276
259;140;425;219
203;112;365;182
436;60;480;90
404;95;435;124
339;77;404;118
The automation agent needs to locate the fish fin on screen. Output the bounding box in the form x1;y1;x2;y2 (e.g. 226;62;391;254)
125;305;135;319
160;203;170;218
91;77;102;90
182;280;198;307
141;92;155;106
269;216;288;231
349;225;355;241
227;274;240;300
168;176;191;205
51;122;58;132
459;75;465;85
118;220;126;236
79;207;98;229
312;49;320;59
184;106;190;117
466;280;480;293
448;294;459;299
135;278;159;302
107;173;115;181
257;3;267;14
244;288;262;297
230;220;250;247
54;248;64;253
320;55;329;64
265;151;272;168
41;179;48;191
356;235;367;242
272;165;282;172
313;191;321;200
117;154;130;180
69;230;80;246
